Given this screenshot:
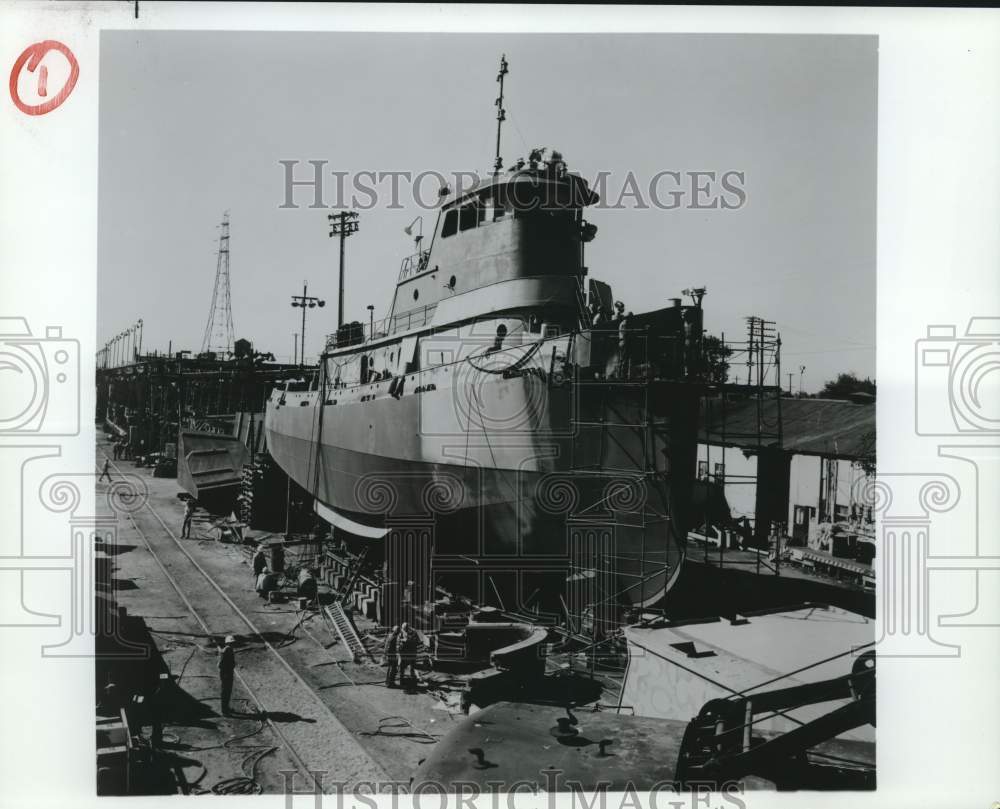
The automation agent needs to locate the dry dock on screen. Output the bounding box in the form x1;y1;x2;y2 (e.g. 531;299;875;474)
95;433;463;794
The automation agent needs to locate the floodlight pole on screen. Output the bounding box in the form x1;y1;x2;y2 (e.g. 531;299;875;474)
328;211;360;329
290;281;325;368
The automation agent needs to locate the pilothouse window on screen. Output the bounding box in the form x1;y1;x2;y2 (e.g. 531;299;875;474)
443;191;508;237
441;209;458;238
459;204;479;232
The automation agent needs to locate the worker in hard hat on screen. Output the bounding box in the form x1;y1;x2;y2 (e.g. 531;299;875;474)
218;635;236;716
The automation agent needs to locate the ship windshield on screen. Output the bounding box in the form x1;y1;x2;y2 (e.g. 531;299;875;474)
440;181;582;238
497;179;584;217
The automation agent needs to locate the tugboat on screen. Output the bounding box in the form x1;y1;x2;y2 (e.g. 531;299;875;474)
265;57;706;621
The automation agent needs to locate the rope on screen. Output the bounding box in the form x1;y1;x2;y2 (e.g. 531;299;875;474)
463;340;541;375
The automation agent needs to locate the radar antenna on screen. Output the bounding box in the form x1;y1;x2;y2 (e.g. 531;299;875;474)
493;55;509;177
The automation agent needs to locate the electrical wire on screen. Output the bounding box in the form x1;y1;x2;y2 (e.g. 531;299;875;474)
357;716;440;745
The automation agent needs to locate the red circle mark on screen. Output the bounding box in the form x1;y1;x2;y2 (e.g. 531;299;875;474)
9;40;79;116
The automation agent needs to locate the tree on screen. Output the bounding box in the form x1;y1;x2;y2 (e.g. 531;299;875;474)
702;334;733;383
818;372;876;400
857;429;876;475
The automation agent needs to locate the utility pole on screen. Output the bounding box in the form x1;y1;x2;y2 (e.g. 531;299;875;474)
327;211;359;329
493;54;509;176
758;319;776;388
290;282;325;368
787;372;794;395
293;333;298;366
799;365;806;396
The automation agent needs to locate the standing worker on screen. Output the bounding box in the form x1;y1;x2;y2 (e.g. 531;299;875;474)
252;546;268;580
383;625;400;688
612;300;626;325
401;579;415;626
181;499;196;538
398;623;420;687
617;310;633;379
218;635;236;716
99;458;112;483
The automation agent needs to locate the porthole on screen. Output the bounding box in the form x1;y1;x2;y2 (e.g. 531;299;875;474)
413;289;419;301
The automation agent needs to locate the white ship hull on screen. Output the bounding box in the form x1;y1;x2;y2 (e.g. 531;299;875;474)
265;331;700;607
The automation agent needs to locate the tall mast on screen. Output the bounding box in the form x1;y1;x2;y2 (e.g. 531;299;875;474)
493;54;509;177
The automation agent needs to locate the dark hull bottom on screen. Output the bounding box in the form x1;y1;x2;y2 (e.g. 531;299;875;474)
191;484;241;516
337;487;685;621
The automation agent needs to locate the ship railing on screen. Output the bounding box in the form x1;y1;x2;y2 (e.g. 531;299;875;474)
387;303;437;335
324;303;438;351
584;329;703;381
397;249;431;282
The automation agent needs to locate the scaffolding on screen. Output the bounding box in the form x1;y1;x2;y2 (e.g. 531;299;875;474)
559;327;697;701
558;315;786;706
695;316;785;575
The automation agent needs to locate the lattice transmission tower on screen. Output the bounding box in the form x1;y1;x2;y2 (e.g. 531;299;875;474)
201;211;235;355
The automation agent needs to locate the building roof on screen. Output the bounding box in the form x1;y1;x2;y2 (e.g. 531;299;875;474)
624;603;875;742
699;396;875;459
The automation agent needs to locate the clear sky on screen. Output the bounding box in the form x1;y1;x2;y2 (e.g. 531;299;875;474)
98;32;876;392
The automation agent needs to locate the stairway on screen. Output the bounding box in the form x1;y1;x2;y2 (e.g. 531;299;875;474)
324;601;370;661
334;546;369;604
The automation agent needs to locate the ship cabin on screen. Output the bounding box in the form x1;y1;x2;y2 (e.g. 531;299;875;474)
323;158;600;389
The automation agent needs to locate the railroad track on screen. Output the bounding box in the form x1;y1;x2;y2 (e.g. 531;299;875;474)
98;450;387;792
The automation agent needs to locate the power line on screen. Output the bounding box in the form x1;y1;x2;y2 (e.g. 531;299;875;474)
783;346;874;357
